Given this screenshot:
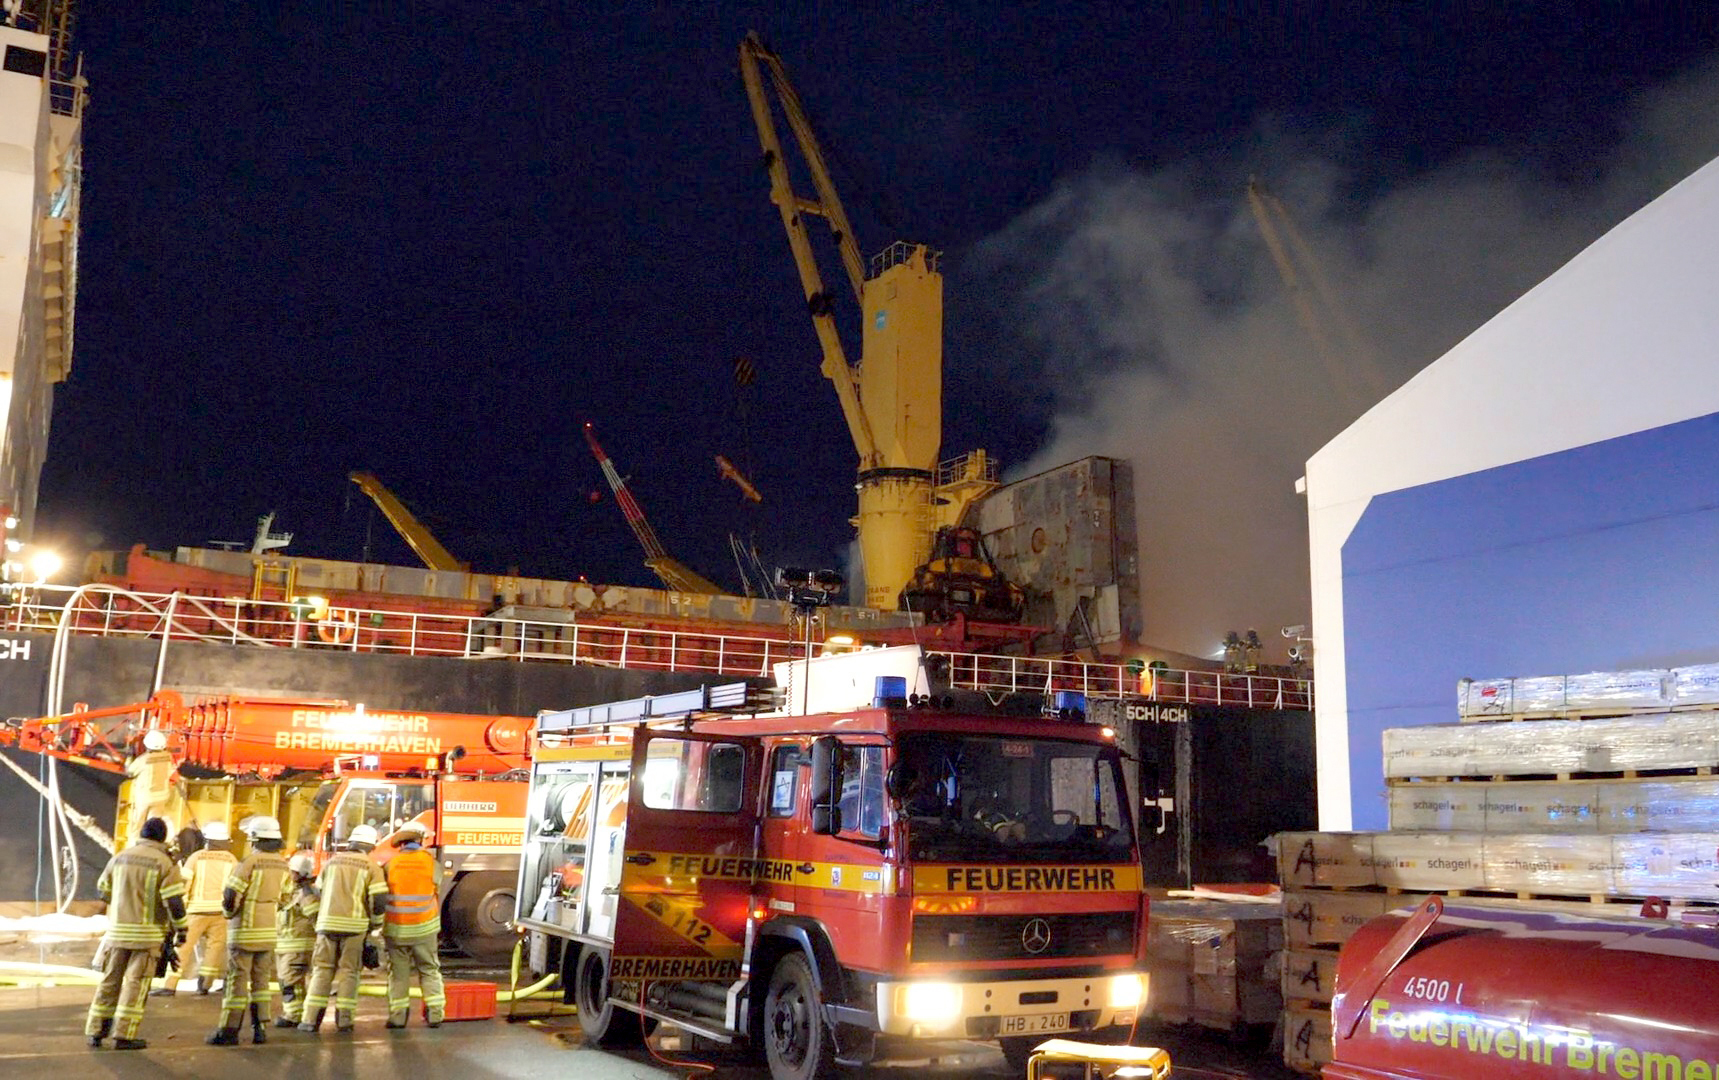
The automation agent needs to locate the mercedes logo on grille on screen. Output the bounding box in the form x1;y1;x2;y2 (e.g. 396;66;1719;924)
1021;917;1052;955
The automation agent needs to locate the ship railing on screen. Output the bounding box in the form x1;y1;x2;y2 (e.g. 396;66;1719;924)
0;585;1314;709
0;584;803;679
927;650;1313;711
49;77;85;119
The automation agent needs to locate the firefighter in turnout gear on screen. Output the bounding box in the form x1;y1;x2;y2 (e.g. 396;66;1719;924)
207;816;291;1046
382;820;445;1028
155;819;236;995
274;853;318;1027
123;729;183;849
85;817;187;1050
298;823;387;1033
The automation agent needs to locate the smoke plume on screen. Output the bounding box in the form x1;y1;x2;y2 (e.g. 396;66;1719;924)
971;56;1719;664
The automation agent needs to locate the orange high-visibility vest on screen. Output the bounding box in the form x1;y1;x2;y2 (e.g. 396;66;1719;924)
383;847;441;940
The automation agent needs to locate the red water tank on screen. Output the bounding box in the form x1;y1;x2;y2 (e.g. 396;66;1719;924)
1329;899;1719;1079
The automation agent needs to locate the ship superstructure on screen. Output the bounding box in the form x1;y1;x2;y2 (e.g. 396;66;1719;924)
0;0;82;545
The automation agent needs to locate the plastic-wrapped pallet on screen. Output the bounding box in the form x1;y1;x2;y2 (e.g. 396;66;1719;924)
1144;900;1283;1031
1276;830;1719;899
1389;777;1719;833
1458;670;1670;718
1280;946;1341;1006
1275;831;1488;891
1672;662;1719;706
1284;1001;1333;1074
1282;890;1426;949
1383;713;1719;779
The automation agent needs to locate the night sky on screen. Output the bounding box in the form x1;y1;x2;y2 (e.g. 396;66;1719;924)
34;5;1719;655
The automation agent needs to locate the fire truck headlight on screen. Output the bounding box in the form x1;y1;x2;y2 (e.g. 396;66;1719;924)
1108;973;1145;1010
898;982;962;1029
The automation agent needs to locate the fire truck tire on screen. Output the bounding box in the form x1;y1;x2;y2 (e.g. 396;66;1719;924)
445;871;517;960
575;947;646;1047
999;1036;1040;1076
763;953;837;1080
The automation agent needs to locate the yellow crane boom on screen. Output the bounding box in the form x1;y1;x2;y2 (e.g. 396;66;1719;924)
347;471;468;573
739;33;995;609
739;32;878;466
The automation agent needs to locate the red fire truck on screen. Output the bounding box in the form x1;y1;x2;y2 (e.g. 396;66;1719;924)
1328;896;1719;1079
514;680;1149;1080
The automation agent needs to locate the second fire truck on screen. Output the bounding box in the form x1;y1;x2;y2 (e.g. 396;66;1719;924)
514;676;1149;1080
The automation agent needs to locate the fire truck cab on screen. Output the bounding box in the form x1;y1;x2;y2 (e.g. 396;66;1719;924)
515;678;1149;1080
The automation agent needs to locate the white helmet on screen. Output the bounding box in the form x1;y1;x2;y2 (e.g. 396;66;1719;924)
242;815;281;840
201;820;231;842
397;820;430;839
141;730;167;752
347;824;379;846
288;853;316;876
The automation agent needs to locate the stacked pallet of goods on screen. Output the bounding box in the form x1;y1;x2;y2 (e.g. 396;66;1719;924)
1143;898;1283;1037
1273;662;1719;1075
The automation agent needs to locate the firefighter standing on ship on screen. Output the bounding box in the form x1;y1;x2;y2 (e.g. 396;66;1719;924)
298;823;387;1033
85;817;187;1050
382;820;446;1028
123;729;183;847
274;852;318;1028
207;815;291;1046
156;819;236;995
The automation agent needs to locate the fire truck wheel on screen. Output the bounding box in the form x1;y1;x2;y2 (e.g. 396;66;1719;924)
763;953;837;1080
445;871;517;961
575;947;646;1047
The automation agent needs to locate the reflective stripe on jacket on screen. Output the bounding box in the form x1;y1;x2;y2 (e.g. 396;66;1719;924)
382;847;441;940
224;850;292;948
277;884;318;952
183;848;238;914
98;839;187;948
314;850;386;934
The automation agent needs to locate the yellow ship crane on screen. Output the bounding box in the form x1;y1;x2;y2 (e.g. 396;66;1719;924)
347;471;469;573
739;33;996;610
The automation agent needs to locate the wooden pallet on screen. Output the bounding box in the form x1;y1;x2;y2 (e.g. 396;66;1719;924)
1462;701;1719;723
1389;764;1717;785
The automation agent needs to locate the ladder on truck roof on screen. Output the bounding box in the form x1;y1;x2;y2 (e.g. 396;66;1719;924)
535;682;764;734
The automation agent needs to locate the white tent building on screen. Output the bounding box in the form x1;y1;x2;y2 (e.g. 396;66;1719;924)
1303;155;1719;831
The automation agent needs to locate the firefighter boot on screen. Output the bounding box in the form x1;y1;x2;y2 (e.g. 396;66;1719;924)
335;1010;355;1033
275;987;298;1027
386;1013;407;1030
88;1018;111;1048
297;1007;325;1034
113;1038;148;1050
250;1004;268;1044
196;976;212;996
205;1026;240;1046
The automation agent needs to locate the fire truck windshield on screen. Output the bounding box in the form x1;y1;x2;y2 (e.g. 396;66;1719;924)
893;733;1133;863
297;781;338;851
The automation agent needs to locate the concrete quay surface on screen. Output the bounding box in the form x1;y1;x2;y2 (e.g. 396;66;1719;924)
0;939;1299;1079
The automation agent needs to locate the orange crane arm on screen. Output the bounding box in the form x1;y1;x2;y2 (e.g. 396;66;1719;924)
348;471;469;573
0;691;532;778
738;32;879;467
584;424;724;595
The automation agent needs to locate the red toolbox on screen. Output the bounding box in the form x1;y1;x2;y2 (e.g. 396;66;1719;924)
427;980;497;1022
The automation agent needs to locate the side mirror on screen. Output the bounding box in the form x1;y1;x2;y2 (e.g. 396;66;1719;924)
811;804;844;835
809;735;842;835
885;762;916;801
